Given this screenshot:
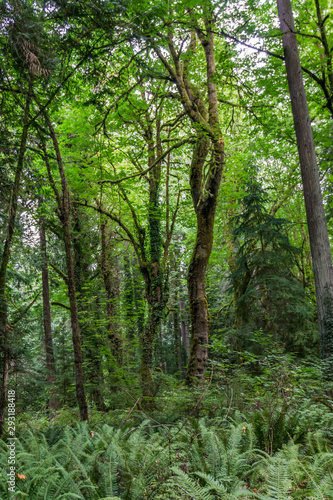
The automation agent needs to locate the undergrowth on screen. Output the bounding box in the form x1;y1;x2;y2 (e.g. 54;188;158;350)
1;355;333;499
1;416;332;499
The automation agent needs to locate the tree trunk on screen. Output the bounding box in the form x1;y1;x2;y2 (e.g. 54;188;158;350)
100;222;121;362
154;16;224;383
186;132;224;385
72;207;107;411
139;123;168;405
0;87;31;437
180;296;190;363
277;0;333;381
39;207;58;411
170;255;182;373
140;293;160;403
173;294;182;373
45;118;89;421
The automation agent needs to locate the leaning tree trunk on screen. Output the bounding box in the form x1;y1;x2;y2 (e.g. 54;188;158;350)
39;208;58;411
277;0;333;381
44;117;89;421
0;88;31;437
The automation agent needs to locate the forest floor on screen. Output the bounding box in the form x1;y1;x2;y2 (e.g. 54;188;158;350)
1;353;333;499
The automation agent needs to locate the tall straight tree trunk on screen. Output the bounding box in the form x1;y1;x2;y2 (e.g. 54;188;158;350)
138;121;169;405
277;0;333;381
43;117;88;421
180;296;190;362
72;207;107;411
39;206;58;411
0;87;31;437
100;222;121;362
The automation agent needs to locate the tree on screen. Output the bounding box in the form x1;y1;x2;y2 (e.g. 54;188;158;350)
230;181;316;353
40;118;88;421
82;83;190;403
39;199;58;411
277;0;333;382
136;0;225;384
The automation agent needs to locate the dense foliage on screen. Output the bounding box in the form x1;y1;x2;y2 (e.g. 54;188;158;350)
0;0;333;497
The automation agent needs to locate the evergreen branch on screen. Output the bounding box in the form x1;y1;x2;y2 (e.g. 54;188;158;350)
28;34;107;127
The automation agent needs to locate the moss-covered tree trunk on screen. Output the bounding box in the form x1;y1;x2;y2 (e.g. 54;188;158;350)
154;14;225;384
73;207;107;411
172;272;182;373
140;285;164;401
139;126;168;405
180;295;190;363
186;133;224;384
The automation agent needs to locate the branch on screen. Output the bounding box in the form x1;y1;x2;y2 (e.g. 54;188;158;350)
117;188;145;254
49;263;68;284
39;139;62;210
51;301;71;311
95;78;144;134
219;29;326;90
76;200;143;266
98;136;195;185
162;188;185;267
11;291;41;325
27;34;108;127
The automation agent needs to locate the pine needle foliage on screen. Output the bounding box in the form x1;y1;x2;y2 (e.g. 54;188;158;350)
230;181;315;351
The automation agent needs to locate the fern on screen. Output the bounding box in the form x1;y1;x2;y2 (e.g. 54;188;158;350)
172;467;215;500
0;418;332;499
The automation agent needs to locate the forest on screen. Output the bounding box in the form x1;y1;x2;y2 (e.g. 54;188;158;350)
1;0;333;498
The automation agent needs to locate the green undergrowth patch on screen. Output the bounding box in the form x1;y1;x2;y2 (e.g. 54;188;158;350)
3;355;333;499
1;417;333;499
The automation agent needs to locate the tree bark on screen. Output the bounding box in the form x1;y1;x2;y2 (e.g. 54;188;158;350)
180;296;190;362
72;207;107;411
0;87;31;437
100;222;121;362
39;207;58;411
173;291;182;373
153;14;225;384
277;0;333;380
139;121;168;405
186;134;223;385
43;118;88;421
